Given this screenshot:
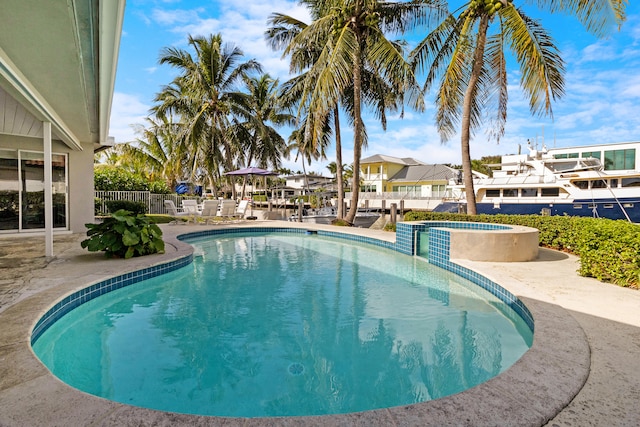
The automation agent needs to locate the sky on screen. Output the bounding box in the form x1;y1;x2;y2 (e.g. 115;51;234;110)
109;0;640;176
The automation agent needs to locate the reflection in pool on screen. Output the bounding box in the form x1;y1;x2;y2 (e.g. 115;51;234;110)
33;232;532;417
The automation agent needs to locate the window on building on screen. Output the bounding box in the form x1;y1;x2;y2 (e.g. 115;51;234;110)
431;184;446;197
604;149;636;170
392;185;421;197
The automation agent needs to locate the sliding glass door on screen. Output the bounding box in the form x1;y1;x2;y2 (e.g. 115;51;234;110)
0;150;19;230
0;149;67;232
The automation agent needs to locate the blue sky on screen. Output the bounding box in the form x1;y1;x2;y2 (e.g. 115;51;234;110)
109;0;640;175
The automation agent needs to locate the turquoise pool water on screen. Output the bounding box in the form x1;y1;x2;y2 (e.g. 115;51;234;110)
33;232;533;417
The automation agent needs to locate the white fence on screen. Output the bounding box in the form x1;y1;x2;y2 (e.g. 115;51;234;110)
94;190;450;216
94;191;200;215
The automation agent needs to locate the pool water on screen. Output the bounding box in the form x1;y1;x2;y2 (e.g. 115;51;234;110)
33;232;532;417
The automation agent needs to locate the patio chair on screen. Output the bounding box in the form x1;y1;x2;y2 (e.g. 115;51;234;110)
181;199;199;215
218;200;246;221
198;199;220;224
235;200;249;218
164;200;192;224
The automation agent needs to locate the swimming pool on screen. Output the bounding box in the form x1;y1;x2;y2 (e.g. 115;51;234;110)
32;231;533;418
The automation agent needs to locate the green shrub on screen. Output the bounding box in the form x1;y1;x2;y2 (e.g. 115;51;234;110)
94;166;149;191
404;211;639;288
148;180;171;194
105;200;148;215
81;209;165;259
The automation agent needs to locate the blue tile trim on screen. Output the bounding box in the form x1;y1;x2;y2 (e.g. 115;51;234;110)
395;221;534;332
177;227;398;251
30;254;193;345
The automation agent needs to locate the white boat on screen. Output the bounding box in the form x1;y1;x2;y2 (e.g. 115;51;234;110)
434;147;640;222
289;206;380;228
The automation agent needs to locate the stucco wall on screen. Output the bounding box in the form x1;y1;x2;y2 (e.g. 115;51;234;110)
448;226;539;262
68;145;95;232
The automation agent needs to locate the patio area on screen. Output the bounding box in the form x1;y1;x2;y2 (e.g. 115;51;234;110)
1;222;639;426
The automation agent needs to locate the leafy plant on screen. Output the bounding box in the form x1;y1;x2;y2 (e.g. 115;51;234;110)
81;209;165;259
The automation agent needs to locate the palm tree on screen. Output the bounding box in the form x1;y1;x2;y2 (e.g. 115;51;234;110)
229;74;293;171
411;0;627;215
286;114;331;195
153;34;262;199
123;116;187;190
266;13;344;216
268;0;440;224
228;73;293;198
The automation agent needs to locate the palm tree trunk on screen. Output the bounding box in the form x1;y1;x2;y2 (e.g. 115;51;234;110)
346;22;364;225
460;14;489;216
334;107;345;219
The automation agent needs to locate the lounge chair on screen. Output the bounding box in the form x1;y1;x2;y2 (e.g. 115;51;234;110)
218;200;246;221
164;200;193;224
198;199;220;224
235;200;249;218
181;199;199;215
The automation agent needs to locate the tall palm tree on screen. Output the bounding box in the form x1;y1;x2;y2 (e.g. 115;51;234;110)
266;13;344;216
269;0;440;224
153;34;262;198
411;0;627;215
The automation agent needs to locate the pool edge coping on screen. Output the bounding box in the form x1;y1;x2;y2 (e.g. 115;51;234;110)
1;222;588;426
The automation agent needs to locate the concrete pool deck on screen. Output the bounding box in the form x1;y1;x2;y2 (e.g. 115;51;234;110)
0;221;639;426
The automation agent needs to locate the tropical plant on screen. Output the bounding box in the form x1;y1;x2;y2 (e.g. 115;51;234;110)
94;165;149;191
285;114;331;195
81;210;165;259
411;0;628;215
153;34;262;199
267;0;441;224
230;74;293;169
123;116;188;191
228;73;293;197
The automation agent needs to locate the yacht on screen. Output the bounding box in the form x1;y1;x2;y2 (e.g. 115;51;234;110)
434;147;640;222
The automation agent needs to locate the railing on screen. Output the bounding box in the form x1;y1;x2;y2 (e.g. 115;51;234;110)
345;191;448;200
94;191;200;215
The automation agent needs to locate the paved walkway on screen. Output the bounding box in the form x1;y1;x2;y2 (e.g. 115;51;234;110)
0;222;639;426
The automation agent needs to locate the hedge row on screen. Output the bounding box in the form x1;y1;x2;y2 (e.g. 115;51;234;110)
404;211;640;289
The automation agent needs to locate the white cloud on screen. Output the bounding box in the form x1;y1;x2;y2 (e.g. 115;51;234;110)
108;92;150;144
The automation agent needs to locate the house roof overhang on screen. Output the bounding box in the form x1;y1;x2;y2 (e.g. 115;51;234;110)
0;0;125;151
